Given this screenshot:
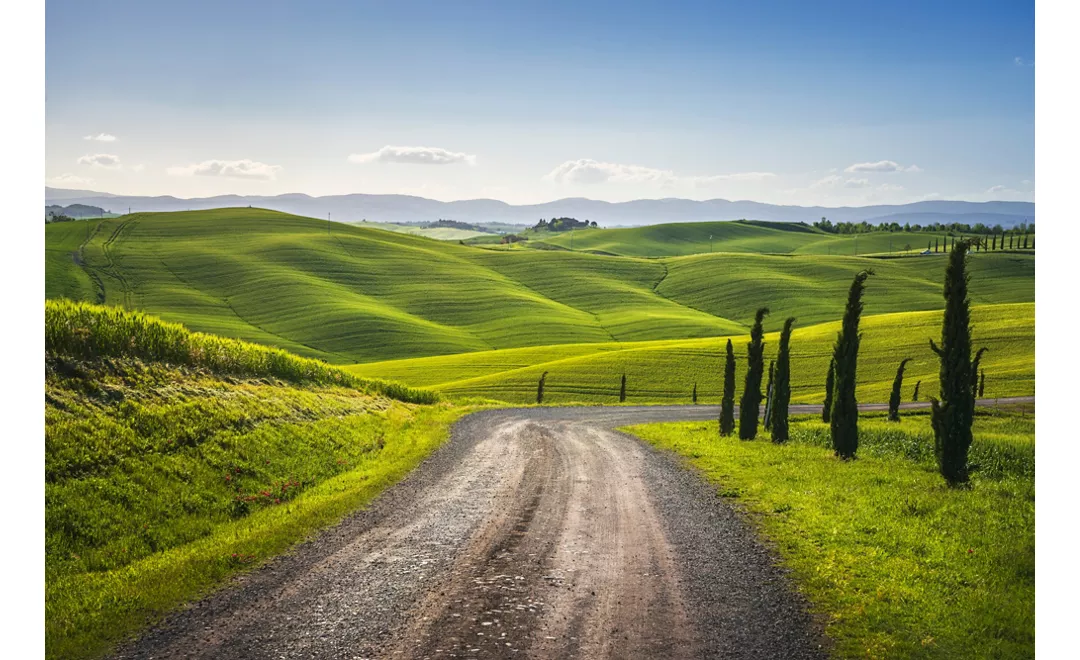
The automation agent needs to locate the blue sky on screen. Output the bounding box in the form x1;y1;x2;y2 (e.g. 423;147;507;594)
45;0;1034;205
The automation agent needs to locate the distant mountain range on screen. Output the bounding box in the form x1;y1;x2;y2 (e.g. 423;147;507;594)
44;187;1035;228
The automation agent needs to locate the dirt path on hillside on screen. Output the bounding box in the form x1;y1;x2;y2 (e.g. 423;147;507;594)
110;401;1040;659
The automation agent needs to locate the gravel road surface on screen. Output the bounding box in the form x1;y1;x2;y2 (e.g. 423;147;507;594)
111;399;1030;659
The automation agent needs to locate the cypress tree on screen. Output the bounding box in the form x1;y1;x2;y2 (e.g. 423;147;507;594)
1009;233;1014;249
822;357;835;423
971;347;988;404
978;370;986;398
929;240;978;485
830;270;873;459
763;360;776;432
888;358;912;422
692;382;698;404
772;317;795;443
935;238;939;253
719;339;737;436
738;307;769;440
927;240;931;253
913;380;921;402
619;373;627;403
536;371;548;404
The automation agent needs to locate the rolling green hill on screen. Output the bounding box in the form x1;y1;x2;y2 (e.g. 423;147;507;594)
46;208;1034;365
349;303;1035;405
533;219;1031;258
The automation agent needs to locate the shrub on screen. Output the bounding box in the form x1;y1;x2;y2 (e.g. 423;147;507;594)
720;339;736;436
739;307;769;440
772;317;795;443
831;270;873;459
888;358;912;422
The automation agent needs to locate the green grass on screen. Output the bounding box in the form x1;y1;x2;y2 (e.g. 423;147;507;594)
356;221;494;241
44;303;467;659
47;299;436;403
624;411;1034;658
533;219;1033;258
45;219;102;301
46;209;1033;364
350;303;1034;405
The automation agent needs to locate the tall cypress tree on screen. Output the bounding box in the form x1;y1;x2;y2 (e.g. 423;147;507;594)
971;347;988;405
692;382;698;404
888;358;912;422
935;237;939;253
619;373;627;403
536;371;548;404
830;270;873;459
719;339;737;436
978;370;986;398
772;317;795;443
739;307;769;440
929;240;977;485
822;357;835;423
913;380;921;402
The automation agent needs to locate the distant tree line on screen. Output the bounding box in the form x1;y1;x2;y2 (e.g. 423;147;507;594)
813;217;1034;237
532;217;598;232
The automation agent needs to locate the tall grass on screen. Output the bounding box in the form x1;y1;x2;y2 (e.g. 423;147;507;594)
45;299;437;404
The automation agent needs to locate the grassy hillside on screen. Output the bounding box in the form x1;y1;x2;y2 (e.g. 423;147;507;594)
45;220;101;301
350;303;1034;404
45;208;1033;363
45;302;462;660
533;219;1032;258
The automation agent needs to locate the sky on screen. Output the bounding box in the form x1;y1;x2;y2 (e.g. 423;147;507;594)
45;0;1035;206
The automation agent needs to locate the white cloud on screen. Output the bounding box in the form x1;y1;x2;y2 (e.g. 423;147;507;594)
1014;56;1034;67
83;133;117;142
987;184;1007;193
546;159;675;185
131;164;146;173
843;178;871;189
167;159;282;180
47;173;93;186
904;164;923;173
77;153;121;169
845;160;898;173
546;158;775;188
348;145;477;166
877;183;905;193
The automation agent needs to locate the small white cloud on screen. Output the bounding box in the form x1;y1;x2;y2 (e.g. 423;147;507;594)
844;178;871;189
987;185;1007;193
83;133;117;142
77;153;121;169
167;159;281;180
546;158;675;185
546;158;775;187
905;164;923;173
348;145;477;166
47;173;93;186
845;160;901;173
877;183;905;193
1014;56;1034;67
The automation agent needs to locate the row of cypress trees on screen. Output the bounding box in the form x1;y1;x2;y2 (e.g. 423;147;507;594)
718;309;797;443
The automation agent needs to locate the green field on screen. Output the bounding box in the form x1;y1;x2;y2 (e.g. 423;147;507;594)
356;220;495;241
350;302;1034;405
45;302;467;660
46;209;1034;365
626;411;1034;658
530;219;1033;258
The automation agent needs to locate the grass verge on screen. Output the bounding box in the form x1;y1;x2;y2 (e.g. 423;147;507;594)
623;411;1034;659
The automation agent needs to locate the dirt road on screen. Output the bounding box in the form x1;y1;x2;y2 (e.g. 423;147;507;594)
113;401;1028;659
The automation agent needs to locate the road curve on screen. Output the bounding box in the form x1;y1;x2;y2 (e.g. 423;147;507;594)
110;400;1029;659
